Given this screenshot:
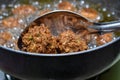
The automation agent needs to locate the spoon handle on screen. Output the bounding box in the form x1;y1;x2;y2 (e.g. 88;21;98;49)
89;20;120;32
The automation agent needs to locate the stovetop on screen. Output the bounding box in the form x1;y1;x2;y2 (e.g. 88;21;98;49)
0;71;19;80
0;71;99;80
1;60;120;80
0;71;6;80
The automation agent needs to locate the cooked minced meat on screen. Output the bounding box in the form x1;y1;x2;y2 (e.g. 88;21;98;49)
78;8;100;22
21;24;58;54
39;9;51;16
96;33;113;46
76;30;91;43
78;7;113;46
21;24;88;54
57;30;88;53
0;1;115;54
58;1;76;11
12;5;37;16
20;5;113;54
1;17;23;28
0;32;12;45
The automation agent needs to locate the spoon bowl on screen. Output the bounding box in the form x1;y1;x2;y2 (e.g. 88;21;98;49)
21;10;120;35
35;10;120;32
18;10;120;50
18;10;94;50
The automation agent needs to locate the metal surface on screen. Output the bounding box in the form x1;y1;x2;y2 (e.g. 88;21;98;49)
1;60;120;80
90;21;120;32
18;10;120;34
1;59;120;80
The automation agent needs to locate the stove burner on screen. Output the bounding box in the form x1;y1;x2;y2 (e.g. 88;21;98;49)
0;71;99;80
4;74;99;80
5;74;21;80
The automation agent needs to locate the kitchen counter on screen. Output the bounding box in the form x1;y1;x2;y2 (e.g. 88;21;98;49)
99;60;120;80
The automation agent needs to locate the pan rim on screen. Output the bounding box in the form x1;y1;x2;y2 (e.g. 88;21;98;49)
0;37;120;57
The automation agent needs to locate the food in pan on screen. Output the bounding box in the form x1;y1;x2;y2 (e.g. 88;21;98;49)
1;17;24;28
21;24;58;53
0;31;12;45
0;1;116;54
12;5;37;16
21;24;88;53
78;8;100;21
57;1;76;11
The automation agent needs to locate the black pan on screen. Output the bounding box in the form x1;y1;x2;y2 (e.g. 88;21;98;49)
0;0;120;80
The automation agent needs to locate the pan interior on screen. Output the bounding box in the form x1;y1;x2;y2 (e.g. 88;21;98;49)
0;0;120;54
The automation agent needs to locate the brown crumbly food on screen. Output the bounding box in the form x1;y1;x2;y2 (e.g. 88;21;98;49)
96;33;113;46
78;8;99;21
78;7;113;46
21;25;88;54
0;2;114;54
1;17;22;28
58;1;76;11
57;30;88;53
20;5;113;54
12;40;19;50
12;5;37;16
76;30;91;43
17;3;114;54
0;32;12;45
22;24;57;54
39;9;51;16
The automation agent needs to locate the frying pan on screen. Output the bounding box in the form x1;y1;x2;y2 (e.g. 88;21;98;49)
0;0;120;80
